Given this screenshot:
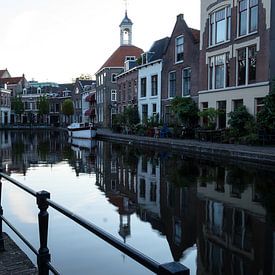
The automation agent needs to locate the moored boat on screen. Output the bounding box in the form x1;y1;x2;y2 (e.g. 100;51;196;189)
67;123;97;139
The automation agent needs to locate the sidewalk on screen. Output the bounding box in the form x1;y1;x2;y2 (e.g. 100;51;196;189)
0;233;37;275
97;128;275;166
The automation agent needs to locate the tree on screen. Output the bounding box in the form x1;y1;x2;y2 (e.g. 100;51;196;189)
11;96;24;123
124;106;140;126
37;96;49;124
228;106;255;137
62;99;74;124
198;107;219;129
257;80;275;131
171;96;199;128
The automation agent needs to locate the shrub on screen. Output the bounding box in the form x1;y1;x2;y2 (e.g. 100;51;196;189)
228;106;255;138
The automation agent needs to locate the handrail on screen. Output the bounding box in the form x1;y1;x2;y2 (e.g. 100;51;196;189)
48;199;160;273
0;171;190;275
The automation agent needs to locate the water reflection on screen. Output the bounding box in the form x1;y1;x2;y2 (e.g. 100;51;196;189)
1;130;275;274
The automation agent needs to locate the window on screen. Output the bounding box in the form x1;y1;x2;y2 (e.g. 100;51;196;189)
151;75;158;96
140;179;146;198
111;73;117;83
141;77;147;97
169;71;176;97
111;90;117;101
183;68;191;96
233;99;243;111
255;97;264;114
209;53;230;90
175;35;184;62
152;103;157;116
209;6;231;46
239;0;258;36
150;182;157;202
217;101;226;129
237;45;257;86
142;104;148;123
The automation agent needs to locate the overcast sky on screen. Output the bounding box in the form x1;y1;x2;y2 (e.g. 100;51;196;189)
0;0;200;83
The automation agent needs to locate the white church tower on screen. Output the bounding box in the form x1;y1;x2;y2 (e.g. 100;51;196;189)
119;10;133;46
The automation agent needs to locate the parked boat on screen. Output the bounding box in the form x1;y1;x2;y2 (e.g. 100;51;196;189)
67;123;97;139
68;137;96;150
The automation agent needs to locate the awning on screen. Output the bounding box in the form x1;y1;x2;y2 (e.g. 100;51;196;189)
85;94;96;103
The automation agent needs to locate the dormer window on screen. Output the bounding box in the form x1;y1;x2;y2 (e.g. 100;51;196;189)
175;35;184;63
23;88;27;94
141;52;154;65
125;56;136;61
37;87;41;94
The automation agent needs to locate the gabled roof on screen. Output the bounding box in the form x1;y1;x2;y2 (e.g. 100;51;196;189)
0;77;24;85
148;37;170;62
0;69;11;78
98;45;143;73
190;28;200;43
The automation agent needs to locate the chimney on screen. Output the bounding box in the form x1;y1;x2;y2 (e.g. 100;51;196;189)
177;14;184;21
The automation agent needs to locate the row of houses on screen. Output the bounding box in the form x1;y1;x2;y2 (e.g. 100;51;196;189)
95;0;275;129
1;0;274;129
0;68;97;126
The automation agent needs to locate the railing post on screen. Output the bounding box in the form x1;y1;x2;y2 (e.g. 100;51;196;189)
158;262;190;275
37;190;51;275
0;171;5;251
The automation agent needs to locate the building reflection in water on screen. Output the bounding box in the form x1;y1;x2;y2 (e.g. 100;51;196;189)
95;140;275;274
2;131;275;274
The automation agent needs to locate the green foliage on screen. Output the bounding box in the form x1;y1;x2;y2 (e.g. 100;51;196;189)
62;99;74;116
198;107;219;129
228;106;255;137
171;96;199;128
37;96;49;115
257;93;275;131
11;96;24;115
113;106;140;131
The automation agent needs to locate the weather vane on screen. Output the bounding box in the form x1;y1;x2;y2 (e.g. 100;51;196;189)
123;0;128;11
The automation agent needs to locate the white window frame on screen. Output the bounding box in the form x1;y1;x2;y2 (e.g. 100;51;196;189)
209;6;231;47
208;52;229;90
237;0;258;38
168;71;176;98
175;35;184;63
236;45;257;86
111;90;117;101
182;67;191;96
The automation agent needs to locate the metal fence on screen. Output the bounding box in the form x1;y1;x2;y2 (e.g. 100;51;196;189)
0;171;189;275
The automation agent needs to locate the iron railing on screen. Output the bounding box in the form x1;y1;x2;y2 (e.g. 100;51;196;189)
0;171;189;275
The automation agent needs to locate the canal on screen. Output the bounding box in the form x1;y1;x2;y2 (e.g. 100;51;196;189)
1;130;275;275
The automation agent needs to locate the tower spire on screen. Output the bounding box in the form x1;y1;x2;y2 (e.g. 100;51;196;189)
119;1;133;46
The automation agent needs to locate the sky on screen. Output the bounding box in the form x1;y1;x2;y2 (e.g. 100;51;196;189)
0;0;200;83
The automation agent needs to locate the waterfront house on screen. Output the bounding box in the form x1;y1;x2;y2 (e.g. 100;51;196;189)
138;37;169;123
95;10;143;128
81;81;97;124
71;79;96;123
116;59;139;114
199;0;275;128
0;69;11;79
49;83;74;126
0;84;11;125
0;75;28;97
161;14;200;125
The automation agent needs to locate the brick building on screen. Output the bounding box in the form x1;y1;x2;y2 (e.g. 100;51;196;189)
161;14;200;124
199;0;275;128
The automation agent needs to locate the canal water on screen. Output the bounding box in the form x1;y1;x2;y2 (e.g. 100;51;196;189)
1;130;275;275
